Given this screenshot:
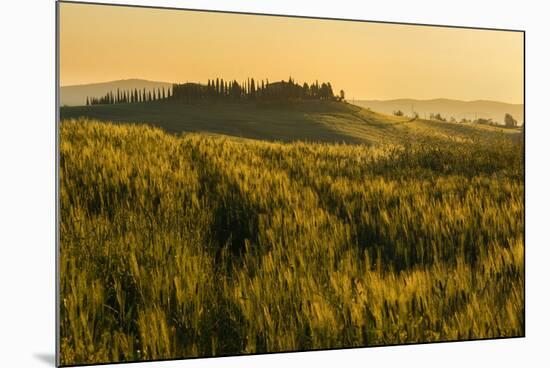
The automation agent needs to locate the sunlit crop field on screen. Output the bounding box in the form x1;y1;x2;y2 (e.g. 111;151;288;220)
59;118;524;366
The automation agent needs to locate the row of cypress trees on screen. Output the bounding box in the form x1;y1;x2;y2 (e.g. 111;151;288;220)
172;77;338;101
87;77;343;105
87;87;170;106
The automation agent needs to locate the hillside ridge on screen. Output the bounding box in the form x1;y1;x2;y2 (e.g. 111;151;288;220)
60;99;521;146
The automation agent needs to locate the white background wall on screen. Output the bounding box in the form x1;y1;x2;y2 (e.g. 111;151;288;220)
0;0;548;367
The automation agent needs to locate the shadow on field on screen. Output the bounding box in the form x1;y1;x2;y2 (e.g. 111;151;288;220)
60;101;365;144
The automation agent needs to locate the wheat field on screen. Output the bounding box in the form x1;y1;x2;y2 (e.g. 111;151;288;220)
59;118;524;365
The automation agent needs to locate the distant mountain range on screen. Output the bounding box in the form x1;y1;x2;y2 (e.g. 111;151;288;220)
60;79;172;106
353;98;524;125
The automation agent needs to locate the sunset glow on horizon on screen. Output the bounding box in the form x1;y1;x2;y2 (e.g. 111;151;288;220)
60;2;524;104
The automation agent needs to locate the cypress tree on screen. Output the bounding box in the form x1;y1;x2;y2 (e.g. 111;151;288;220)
327;82;334;99
250;78;256;98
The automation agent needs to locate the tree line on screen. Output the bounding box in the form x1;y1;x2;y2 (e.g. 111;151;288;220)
473;114;518;128
87;77;345;105
87;87;171;106
392;109;521;128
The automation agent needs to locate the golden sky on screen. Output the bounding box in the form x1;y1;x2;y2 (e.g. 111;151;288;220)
59;2;524;103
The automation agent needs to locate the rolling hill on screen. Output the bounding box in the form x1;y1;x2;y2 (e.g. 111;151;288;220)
60;99;521;146
61;80;524;128
59;97;524;366
354;98;524;125
60;79;172;107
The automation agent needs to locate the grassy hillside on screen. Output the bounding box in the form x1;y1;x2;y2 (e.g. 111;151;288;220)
60;118;524;365
60;100;521;145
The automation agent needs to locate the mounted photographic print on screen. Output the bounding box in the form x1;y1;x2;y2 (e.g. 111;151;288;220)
57;1;525;366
